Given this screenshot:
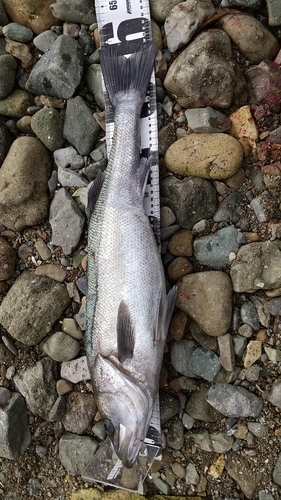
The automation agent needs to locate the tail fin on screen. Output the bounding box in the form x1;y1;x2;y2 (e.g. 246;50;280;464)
100;42;157;106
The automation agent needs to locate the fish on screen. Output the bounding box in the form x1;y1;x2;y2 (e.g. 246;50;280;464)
86;41;177;469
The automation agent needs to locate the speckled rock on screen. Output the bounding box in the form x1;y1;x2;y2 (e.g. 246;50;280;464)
2;0;58;34
31;107;64;151
0;89;34;117
59;433;99;476
86;64;104;110
164;29;247;109
26;35;84;99
164;0;215;53
0;54;17;99
161;175;217;229
62;391;97;434
206;383;263;417
63;96;100;156
176;271;233;337
165;133;243;180
230;241;281;292
0;392;31;459
0;270;71;345
50;0;96;24
42;331;80;362
218;11;280;64
0;136;52;231
0;236;16;280
2;22;34;43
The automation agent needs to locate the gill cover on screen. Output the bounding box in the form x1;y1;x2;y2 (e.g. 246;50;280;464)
93;353;152;468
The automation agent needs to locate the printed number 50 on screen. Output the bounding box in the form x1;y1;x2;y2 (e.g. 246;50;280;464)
109;0;117;9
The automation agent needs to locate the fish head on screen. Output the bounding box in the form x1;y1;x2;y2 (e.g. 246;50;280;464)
93;353;152;468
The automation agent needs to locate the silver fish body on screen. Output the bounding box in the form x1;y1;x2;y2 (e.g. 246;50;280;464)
86;42;176;468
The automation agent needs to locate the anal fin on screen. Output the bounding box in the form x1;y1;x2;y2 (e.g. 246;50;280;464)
87;169;104;220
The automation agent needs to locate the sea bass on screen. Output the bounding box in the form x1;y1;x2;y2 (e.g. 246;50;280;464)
86;41;176;468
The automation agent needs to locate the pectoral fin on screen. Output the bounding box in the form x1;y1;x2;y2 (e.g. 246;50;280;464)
87;169;104;220
154;286;177;344
117;300;135;363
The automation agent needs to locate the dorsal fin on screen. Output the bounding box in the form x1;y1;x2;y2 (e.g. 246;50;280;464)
117;300;135;363
87;169;104;220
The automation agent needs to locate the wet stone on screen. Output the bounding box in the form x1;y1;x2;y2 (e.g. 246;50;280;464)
63;96;100;156
26;35;84;100
193;226;240;268
0;270;71;346
214;192;244;223
31;107;64;151
42;331;80;362
14;357;58;421
185;383;221;423
0;54;17;99
50;0;96;24
241;300;260;330
62;391;97;434
33;30;60;52
161;175;217;229
206;383;263;417
185;107;231;133
59;433;99;475
159;391;180;425
0;392;31;460
2;23;34;43
170;340;197;378
166;417;184;450
188;347;221;382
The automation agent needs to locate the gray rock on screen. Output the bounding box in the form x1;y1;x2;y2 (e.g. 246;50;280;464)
0;270;71;345
188;347;221;382
194;226;240;268
250;191;279;223
161;175;217;229
31;107;64;151
33;30;60;52
206;383;263;417
185;107;231;133
59;433;98;475
92;421;106;441
14;357;58;420
185;383;221;422
0;120;12;166
273;453;281;486
190;429;234;453
185;462;200;485
230;241;281;292
0;54;17;99
170;340;197;377
49;188;85;255
58;166;88;188
218;333;236;372
62;391;97;434
61;356;90;384
266;0;281;26
247;422;268;438
220;0;261;7
86;64;105;110
63;96;100;156
264;297;281;316
158;122;176;156
78;27;95;56
214;192;244;223
43;331;80;362
232;334;247;357
0;89;34;118
0;1;9;25
241;299;260;330
159;391;180;425
189;321;218;351
0;136;52;231
0;392;31;459
164;29;247;109
152;478;171;496
0;235;16;280
26;35;84;99
54;146;83;169
51;0;96;24
165;0;215;53
150;0;182;23
2;23;34;43
268;382;281;410
166;417;184;450
182;413;195;430
226;454;263;498
48;395;66;421
258;492;275;500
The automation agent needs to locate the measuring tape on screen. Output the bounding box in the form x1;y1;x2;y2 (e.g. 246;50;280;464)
95;0;161;245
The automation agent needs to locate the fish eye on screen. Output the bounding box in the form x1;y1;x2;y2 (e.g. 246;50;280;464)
104;419;115;435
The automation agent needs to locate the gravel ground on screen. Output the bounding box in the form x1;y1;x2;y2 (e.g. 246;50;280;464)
0;1;281;500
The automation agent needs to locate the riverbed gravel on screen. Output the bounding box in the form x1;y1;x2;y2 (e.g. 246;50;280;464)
0;0;281;499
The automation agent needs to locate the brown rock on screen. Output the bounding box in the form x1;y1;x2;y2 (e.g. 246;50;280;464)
2;0;59;35
167;256;193;281
0;236;16;280
168;229;193;256
176;271;232;337
0;136;52;230
5;38;32;67
218;12;279;64
168;309;190;342
35;264;67;283
62;391;97;434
